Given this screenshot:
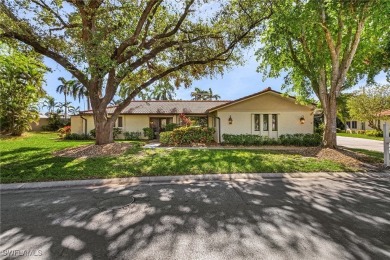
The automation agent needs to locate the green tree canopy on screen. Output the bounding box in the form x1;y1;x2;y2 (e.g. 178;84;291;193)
256;0;390;147
347;84;390;131
1;0;272;144
0;42;48;135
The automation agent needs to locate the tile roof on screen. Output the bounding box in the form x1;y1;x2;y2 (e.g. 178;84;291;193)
80;100;230;115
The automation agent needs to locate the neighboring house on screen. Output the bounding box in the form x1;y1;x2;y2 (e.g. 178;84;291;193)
71;88;315;142
30;114;49;131
345;109;390;131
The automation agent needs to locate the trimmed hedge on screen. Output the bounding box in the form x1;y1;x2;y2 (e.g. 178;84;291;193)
222;133;322;147
124;131;141;140
365;130;383;137
160;126;215;145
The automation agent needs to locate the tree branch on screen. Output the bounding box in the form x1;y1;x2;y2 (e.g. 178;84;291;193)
114;0;159;59
0;32;88;86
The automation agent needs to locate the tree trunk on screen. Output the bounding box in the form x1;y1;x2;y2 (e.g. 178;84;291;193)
86;96;91;110
64;93;68;119
322;95;338;148
94;117;114;145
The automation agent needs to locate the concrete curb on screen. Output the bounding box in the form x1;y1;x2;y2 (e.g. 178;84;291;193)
1;171;389;191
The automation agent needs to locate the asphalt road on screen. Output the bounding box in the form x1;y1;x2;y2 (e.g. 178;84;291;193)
337;136;384;152
1;176;390;260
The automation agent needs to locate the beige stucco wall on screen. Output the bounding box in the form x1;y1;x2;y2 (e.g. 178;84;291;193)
123;115;150;139
30;118;49;131
71;116;83;134
214;92;314;142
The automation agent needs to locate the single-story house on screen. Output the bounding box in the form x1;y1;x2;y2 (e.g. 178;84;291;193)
71;87;315;142
345;109;390;132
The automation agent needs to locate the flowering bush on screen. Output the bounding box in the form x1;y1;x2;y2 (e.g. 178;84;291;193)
58;125;71;138
160;126;215;145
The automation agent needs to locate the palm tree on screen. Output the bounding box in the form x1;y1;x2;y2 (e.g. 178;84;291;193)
208;88;221;100
68;105;80;115
42;96;58;115
191;87;220;100
68;79;90;110
152;82;176;100
56;77;72;119
191;87;208;100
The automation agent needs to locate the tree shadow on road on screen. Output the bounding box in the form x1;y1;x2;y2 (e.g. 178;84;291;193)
1;176;390;259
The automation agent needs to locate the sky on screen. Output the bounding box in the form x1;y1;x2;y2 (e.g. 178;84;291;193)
43;46;388;112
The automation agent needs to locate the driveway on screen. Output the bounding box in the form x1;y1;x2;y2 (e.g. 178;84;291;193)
337;136;384;152
1;176;390;259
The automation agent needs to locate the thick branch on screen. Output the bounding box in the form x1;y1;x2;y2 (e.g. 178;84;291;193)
114;0;159;59
0;32;88;86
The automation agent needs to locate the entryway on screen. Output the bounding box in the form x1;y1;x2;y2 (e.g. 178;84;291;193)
149;117;173;138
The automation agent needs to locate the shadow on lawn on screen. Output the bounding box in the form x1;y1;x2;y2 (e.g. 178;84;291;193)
1;176;389;259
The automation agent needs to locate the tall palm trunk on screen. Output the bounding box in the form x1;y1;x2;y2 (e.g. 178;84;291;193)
64;90;68;119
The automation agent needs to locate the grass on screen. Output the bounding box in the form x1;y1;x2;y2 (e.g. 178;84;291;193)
337;133;384;141
346;148;384;163
1;132;359;183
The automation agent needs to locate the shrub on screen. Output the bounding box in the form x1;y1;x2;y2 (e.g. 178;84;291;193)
159;131;172;144
143;127;154;140
113;127;122;139
165;123;179;131
90;128;96;138
58;125;71;138
222;133;321;147
124;131;141;140
90;127;122;139
357;130;366;134
161;127;215;145
63;133;93;140
42;113;67;131
315;123;324;135
365;130;383;137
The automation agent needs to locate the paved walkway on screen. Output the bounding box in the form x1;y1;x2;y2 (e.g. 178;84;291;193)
1;175;389;259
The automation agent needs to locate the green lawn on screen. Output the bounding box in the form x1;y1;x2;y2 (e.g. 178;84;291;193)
337;133;384;141
1;132;357;183
346;148;384;163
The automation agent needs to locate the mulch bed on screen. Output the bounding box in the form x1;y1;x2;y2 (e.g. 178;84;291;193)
53;143;132;158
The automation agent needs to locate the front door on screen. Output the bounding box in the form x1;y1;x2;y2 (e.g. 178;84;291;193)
149;117;173;138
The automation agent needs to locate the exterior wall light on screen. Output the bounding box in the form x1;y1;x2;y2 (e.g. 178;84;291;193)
300;116;305;124
228;115;233;125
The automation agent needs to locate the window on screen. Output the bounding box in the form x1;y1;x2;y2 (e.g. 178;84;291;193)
272;114;278;131
346;121;351;128
263;114;269;131
116;117;123;127
351;121;357;129
254;114;260;131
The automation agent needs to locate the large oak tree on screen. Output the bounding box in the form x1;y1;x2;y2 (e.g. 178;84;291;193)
1;0;272;144
256;0;389;148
